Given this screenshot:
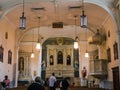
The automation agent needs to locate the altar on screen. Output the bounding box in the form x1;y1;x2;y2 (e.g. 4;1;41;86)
46;45;74;78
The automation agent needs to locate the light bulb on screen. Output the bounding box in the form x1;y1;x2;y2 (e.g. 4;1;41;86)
36;42;41;50
31;52;34;58
85;51;89;57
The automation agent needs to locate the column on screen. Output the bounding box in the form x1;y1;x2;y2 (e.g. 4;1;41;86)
38;47;42;77
26;56;29;76
14;46;19;87
54;49;57;67
47;48;49;68
63;49;66;67
24;56;27;77
71;48;73;67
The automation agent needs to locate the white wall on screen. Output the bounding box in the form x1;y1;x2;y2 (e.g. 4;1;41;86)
0;17;16;82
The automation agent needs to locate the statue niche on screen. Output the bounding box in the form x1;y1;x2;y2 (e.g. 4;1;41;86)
67;55;71;65
49;55;54;65
57;51;63;64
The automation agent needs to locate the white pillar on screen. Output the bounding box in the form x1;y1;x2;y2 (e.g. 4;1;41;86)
47;48;49;68
38;48;42;77
71;48;74;67
14;46;19;87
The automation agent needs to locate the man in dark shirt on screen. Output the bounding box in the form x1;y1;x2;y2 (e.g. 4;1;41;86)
62;77;69;90
27;76;45;90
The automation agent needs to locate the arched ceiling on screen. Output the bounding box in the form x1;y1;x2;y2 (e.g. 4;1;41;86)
0;0;114;43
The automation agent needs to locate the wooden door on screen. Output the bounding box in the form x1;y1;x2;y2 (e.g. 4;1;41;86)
112;67;119;90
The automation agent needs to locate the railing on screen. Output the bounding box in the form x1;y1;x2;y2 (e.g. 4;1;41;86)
89;59;108;78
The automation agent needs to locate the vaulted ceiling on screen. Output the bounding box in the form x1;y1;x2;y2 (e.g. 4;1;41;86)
0;0;115;44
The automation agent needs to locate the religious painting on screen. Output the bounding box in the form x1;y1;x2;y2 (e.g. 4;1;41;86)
49;55;54;65
113;42;118;60
57;51;63;64
107;47;111;62
0;45;4;62
66;55;71;65
8;50;12;64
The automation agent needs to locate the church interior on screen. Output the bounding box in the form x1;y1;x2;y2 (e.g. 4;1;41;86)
0;0;120;90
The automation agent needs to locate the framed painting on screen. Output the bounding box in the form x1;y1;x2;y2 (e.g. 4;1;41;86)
107;47;111;62
0;45;4;62
113;42;118;60
8;50;12;64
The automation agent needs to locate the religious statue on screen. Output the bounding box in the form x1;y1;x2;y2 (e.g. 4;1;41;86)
50;55;54;65
57;51;63;64
67;55;71;65
81;67;87;78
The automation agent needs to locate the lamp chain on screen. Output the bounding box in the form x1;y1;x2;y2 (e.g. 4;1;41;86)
82;0;84;11
86;28;87;50
23;0;25;13
75;16;77;39
38;17;41;41
32;29;34;52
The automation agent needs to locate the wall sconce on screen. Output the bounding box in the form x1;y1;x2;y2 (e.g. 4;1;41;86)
20;0;26;30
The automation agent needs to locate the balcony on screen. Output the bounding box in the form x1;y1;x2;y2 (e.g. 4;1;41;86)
89;59;108;79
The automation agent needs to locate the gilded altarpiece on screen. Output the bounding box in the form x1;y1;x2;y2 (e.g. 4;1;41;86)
46;45;74;78
18;52;31;81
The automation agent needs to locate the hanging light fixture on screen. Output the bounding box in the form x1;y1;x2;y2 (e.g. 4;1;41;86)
80;0;87;28
36;17;41;50
74;36;79;49
20;0;26;30
31;51;35;58
85;29;89;57
74;16;79;49
31;29;35;58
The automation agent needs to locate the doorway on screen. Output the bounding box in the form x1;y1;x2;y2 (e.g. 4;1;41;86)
112;67;119;90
